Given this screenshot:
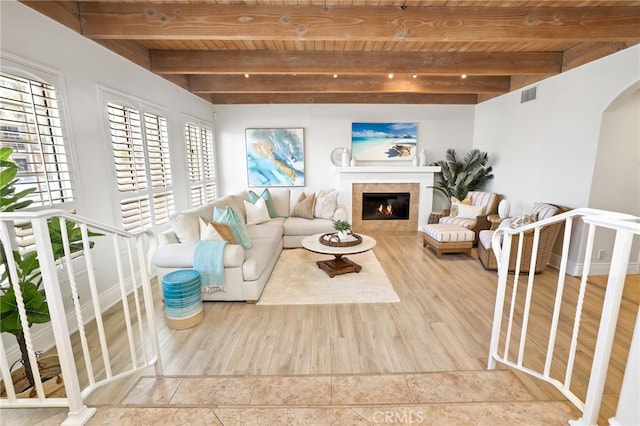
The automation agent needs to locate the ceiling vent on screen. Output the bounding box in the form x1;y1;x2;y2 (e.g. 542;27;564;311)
520;86;537;103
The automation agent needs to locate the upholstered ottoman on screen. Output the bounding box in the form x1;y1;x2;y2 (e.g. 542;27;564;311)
422;224;475;258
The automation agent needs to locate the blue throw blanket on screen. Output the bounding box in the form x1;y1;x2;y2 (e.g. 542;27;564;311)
193;240;228;293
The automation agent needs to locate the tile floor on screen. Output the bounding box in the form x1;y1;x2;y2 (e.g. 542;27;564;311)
0;370;581;425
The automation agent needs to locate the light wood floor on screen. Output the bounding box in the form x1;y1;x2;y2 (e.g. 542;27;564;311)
62;232;639;424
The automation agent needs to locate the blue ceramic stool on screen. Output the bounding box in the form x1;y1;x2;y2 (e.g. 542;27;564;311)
161;269;204;329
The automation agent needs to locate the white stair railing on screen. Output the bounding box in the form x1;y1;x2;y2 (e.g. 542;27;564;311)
487;208;639;426
0;209;162;425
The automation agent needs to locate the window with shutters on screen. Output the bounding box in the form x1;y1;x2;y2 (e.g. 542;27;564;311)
185;121;217;207
0;69;76;254
0;71;75;209
107;101;174;231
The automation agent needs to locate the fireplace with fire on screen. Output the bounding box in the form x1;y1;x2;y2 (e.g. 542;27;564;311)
352;182;419;233
362;192;410;221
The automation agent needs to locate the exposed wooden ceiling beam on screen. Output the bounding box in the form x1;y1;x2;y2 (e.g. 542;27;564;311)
208;92;478;105
561;41;636;71
152;50;562;76
96;39;152;70
78;4;640;42
16;1;640;106
190;74;509;94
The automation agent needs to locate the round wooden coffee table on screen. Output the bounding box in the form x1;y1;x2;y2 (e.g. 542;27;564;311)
301;233;377;278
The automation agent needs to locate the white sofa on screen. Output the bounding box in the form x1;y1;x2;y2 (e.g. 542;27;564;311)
151;188;347;302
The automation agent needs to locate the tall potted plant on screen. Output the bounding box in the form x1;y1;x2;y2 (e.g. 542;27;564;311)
431;148;494;202
0;147;101;392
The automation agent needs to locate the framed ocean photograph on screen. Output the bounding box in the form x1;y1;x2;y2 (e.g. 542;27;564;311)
245;128;305;187
351;122;418;161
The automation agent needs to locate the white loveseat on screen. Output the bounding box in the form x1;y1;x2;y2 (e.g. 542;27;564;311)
151;188;347;302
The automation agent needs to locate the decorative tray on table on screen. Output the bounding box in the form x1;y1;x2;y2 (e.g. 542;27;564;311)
319;233;362;247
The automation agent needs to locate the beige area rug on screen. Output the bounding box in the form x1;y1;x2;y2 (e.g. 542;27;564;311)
257;249;400;305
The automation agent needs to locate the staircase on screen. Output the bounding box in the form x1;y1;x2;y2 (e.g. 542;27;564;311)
2;208;637;425
0;209;161;425
488;208;640;426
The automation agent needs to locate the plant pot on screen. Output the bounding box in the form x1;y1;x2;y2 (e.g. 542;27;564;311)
0;355;65;398
337;230;350;241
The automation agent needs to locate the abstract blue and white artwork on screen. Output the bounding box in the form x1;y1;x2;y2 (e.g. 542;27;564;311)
351;122;418;161
245;128;305;187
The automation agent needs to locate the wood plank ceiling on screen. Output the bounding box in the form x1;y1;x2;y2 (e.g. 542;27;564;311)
20;1;640;105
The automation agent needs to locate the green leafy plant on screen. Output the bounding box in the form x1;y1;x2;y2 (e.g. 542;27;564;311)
0;147;101;388
332;220;352;232
430;148;494;202
0;147;35;212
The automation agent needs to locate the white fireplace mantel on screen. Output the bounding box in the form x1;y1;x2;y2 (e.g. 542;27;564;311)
336;165;441;230
336;166;441;174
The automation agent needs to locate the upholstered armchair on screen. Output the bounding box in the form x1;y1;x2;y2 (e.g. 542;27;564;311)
437;191;501;243
478;202;567;273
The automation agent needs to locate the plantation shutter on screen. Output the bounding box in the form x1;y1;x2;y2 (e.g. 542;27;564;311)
107;102;174;231
201;127;217;201
108;103;147;193
185;121;217;207
185;122;203;206
120;195;151;231
144;112;174;226
185;123;201;183
144;112;172;189
0;71;75;208
1;71;76;254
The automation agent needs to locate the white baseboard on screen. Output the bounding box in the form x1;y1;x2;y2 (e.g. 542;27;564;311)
550;254;639;277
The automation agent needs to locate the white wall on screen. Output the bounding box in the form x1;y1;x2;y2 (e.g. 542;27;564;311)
591;85;640;215
474;45;640;273
588;85;640;267
1;1;215;359
214;104;475;211
1;1;215;222
474;45;640;215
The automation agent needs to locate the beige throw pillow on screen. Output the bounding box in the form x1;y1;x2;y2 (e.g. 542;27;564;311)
291;192;316;219
314;189;338;220
510;213;538;229
456;203;486;219
244;198;271;225
199;216;237;244
198;216;223;241
171;212;200;243
450;196;471;217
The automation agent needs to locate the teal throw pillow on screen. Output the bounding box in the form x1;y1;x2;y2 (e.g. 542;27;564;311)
248;189;277;218
213;206;252;249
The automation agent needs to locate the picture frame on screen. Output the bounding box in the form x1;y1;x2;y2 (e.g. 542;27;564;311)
351;122;418;161
245;128;305;187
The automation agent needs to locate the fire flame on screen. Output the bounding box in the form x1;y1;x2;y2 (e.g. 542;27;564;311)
376;203;394;215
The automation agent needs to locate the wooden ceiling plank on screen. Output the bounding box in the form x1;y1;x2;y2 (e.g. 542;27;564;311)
136;40;622;56
150;50;562;74
78;4;640;42
189;74;510;93
19;1;640;106
208;92;478;104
